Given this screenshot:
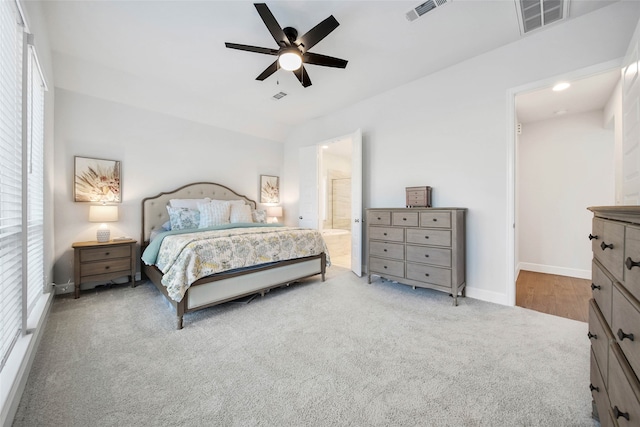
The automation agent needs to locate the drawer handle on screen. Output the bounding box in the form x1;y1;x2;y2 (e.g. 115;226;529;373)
424;273;429;277
424;236;430;239
591;283;601;291
402;218;407;221
589;384;599;393
587;332;597;340
383;249;388;252
383;233;388;236
617;328;634;342
425;254;430;258
105;266;110;270
105;252;110;256
613;406;630;421
625;257;640;270
600;241;613;251
588;234;598;240
383;266;388;269
377;217;381;220
433;218;437;222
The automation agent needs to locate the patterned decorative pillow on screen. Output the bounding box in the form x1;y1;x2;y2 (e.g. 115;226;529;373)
252;209;267;223
166;206;200;230
198;201;231;227
230;204;253;223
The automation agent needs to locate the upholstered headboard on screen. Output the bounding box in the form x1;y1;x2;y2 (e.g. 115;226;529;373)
141;182;257;245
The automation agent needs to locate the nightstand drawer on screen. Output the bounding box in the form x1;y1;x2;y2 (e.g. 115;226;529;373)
80;245;131;262
80;258;132;277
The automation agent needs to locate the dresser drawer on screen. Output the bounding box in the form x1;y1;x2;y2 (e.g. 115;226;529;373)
407;194;426;206
612;284;640;379
594;219;624;283
406;263;451;287
370;241;404;260
80;245;131;262
593;260;613;325
392;211;419;227
591;348;612;427
369;227;404;242
369;257;404;278
406;245;451;267
624;226;640;302
419;211;451;228
80;258;132;278
589;299;613;385
368;211;391;226
608;343;640;427
406;229;451;247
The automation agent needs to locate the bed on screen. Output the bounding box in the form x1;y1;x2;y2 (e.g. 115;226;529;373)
141;182;328;329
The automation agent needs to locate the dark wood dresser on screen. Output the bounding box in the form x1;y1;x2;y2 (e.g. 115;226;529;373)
588;206;640;426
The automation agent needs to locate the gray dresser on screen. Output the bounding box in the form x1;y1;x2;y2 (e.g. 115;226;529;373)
366;208;466;305
588;206;640;426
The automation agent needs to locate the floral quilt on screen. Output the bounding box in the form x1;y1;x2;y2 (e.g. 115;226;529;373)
150;226;330;302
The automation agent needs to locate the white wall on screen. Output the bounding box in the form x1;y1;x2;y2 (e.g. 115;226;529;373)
52;89;283;287
517;111;615;279
281;2;640;305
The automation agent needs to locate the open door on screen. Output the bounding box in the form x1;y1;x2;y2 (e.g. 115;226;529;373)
351;129;363;276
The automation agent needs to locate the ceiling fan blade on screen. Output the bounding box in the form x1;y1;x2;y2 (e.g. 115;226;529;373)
303;52;348;69
254;3;290;47
225;42;279;56
293;65;312;88
296;15;339;52
256;61;279;81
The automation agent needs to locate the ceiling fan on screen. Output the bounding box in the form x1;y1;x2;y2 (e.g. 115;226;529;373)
225;3;348;88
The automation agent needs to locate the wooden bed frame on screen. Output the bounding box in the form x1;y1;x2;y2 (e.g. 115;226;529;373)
141;182;326;329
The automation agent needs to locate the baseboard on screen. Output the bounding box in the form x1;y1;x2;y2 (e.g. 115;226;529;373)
465;286;511;306
1;291;54;427
517;262;591;280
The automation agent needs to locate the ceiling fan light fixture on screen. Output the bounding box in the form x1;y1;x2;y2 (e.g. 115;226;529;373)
278;49;302;71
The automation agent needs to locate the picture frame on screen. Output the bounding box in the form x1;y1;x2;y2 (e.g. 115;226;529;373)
74;156;121;202
260;175;279;203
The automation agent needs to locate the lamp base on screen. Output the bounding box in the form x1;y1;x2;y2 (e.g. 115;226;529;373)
96;229;111;243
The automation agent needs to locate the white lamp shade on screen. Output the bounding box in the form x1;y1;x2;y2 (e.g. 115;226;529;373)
278;50;302;71
89;205;118;222
267;206;283;218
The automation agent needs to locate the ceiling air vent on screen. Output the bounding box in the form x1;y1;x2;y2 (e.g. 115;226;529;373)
272;91;287;100
406;0;451;22
515;0;570;34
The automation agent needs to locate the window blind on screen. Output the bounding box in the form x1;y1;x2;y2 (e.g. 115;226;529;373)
26;45;44;317
0;0;24;370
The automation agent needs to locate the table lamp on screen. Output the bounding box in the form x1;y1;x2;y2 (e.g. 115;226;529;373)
89;205;118;242
266;206;283;223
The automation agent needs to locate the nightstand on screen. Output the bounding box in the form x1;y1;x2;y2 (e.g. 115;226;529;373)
72;239;137;299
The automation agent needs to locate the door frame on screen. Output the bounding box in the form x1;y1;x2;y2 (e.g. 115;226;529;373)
506;58;622;306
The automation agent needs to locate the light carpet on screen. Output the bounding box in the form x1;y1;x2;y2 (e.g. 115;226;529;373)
13;266;596;426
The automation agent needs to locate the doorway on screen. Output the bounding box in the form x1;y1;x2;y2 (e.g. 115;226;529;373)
319;139;353;269
509;63;620;316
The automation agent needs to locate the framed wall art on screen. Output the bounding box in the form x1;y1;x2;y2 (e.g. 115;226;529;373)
74;156;121;202
260;175;279;203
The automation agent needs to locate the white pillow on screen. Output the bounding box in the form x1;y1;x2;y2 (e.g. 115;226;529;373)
169;198;211;210
230;204;253;223
198;201;230;227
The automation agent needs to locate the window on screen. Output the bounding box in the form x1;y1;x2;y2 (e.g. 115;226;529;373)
0;0;46;372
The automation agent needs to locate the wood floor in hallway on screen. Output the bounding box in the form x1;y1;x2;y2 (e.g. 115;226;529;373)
516;270;592;323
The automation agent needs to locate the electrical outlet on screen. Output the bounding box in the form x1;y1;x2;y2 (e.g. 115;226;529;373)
55;279;73;295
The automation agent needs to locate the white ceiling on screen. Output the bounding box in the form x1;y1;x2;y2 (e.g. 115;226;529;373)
39;0;621;141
